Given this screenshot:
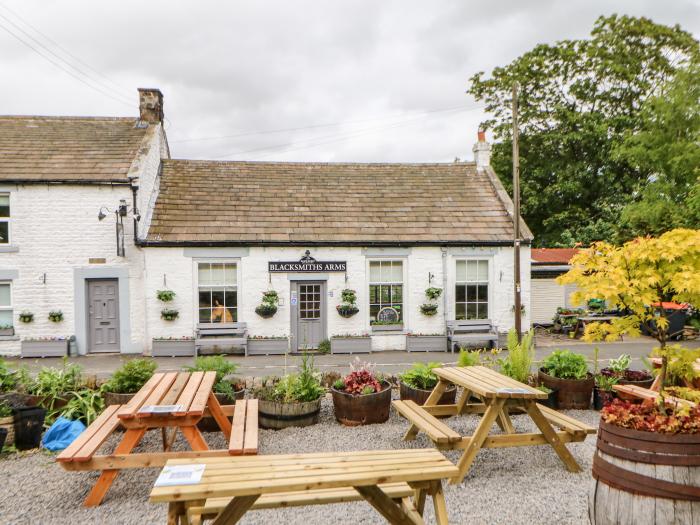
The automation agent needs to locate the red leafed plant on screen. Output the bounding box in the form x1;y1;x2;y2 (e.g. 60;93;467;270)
342;369;382;395
601;398;700;434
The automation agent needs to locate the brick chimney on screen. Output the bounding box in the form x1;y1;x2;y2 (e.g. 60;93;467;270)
138;88;164;124
472;130;491;169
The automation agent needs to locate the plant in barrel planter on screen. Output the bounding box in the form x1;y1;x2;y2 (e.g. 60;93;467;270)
336;289;359;318
590;398;700;524
255;290;279;318
26;359;83;415
599;353;654;388
18;311;33;323
398;362;456;406
419;286;442;316
160;308;179;321
538;350;593;409
331;358;392;426
48;310;64;323
253;354;324;430
101;359;157;406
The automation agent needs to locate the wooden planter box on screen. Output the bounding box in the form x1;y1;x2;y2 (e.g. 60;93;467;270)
21;339;67;358
247;339;288;356
406;335;448;352
331;336;371;354
0;415;14;446
151;339;195;357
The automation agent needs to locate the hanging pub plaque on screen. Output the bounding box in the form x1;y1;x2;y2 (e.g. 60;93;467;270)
268;250;346;273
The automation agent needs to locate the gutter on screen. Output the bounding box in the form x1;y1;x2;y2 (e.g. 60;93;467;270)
3;179;131;186
136;239;532;248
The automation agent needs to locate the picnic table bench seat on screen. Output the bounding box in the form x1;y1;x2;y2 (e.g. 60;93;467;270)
57;404;122;463
392;400;462;444
536;403;597;439
187;483;415;524
228;399;258;455
446;320;498;352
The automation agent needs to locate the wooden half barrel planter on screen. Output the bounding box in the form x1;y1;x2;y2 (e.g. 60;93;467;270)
538;369;594;409
590;420;700;524
399;382;456;406
257;398;322;430
0;413;15;447
331;381;392;426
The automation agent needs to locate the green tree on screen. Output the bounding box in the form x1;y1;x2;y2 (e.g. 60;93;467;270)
614;63;700;238
468;15;698;246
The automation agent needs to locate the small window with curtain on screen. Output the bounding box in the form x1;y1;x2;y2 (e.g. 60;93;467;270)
0;194;10;244
369;260;403;324
455;260;489;320
198;262;237;323
0;282;12;328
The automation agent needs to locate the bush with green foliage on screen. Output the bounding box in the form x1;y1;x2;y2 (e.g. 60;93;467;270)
0;401;13;418
499;329;534;383
457;348;481;367
318;339;331;354
60;389;104;426
254;354;323;403
28;359;82;397
102;359;157;394
399;362;441;390
0;359;20;392
653;345;700;385
185;355;240;399
541;350;589;380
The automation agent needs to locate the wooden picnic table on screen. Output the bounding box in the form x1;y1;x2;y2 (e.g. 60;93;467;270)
393;366;596;484
149;448;459;525
57;371;258;507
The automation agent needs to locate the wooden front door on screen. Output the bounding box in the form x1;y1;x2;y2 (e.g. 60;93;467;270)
291;281;326;351
88;279;120;353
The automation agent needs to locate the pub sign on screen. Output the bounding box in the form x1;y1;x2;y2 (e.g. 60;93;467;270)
268;250;346;273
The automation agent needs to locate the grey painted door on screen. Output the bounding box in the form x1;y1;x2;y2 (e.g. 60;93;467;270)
291;281;326;351
88;279;120;353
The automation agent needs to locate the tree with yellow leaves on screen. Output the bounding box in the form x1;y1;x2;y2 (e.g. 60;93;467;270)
558;229;700;387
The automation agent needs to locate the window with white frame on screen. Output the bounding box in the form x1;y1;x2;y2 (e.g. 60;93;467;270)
455;260;489;320
197;262;237;323
0;194;10;244
369;260;403;323
0;282;12;328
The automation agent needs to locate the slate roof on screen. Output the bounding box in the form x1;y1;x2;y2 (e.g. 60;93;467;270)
531;248;578;264
146;160;531;245
0;116;149;183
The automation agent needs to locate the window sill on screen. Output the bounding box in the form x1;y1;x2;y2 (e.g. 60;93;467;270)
371;324;404;333
0;245;19;253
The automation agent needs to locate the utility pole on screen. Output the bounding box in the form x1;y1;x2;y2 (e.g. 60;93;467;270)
512;83;522;342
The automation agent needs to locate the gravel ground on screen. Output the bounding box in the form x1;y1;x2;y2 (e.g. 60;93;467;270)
0;394;598;525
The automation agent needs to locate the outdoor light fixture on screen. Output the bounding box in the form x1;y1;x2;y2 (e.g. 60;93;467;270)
97;201;139;257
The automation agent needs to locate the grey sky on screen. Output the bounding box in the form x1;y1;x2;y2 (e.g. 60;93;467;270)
1;1;698;162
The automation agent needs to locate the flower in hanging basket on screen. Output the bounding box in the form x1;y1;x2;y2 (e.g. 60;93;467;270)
18;311;34;323
420;303;439;316
156;289;176;302
425;287;443;300
256;290;279;318
160;308;179;321
336;304;359;318
48;310;64;323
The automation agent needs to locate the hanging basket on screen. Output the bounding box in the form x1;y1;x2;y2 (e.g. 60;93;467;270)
48;311;64;323
255;304;278;318
160;309;180;321
18;312;34;324
336;304;359;318
419;303;439;316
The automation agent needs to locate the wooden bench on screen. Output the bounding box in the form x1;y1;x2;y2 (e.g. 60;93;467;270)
613;384;696;408
228;399;258;455
392;400;462;445
446;319;498;352
187;483;414;524
195;322;248;356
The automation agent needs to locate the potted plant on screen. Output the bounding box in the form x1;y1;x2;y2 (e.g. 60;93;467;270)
253;354;324;429
593;375;619;410
538;350;594;409
535;385;558;408
60;388;104;426
419;287;442;317
399;362;456;406
336;289;359;318
590;398;700;522
160;308;179;321
186;355;245;431
419;304;438;316
599;354;654;388
0;401;14;448
101;359;158;406
255;290;279;318
48;310;64;323
331;358;391;426
25;359;83;413
331;333;372;354
156;289;176;302
18;311;33;323
247;336;288;356
152;336;195;357
406;332;448;352
0;324;13;336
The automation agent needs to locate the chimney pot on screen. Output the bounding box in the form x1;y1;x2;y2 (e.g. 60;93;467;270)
477;130;486;142
138;88;164;124
472;130;491;169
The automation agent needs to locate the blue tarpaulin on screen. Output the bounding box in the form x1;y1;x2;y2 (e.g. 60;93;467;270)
42;417;86;451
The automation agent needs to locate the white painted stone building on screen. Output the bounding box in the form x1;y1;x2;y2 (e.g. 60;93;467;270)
0;91;532;356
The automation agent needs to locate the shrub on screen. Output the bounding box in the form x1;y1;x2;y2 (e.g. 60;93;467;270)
317;339;331;354
498;329;534;383
399;362;441;390
253;354;323;403
541;350;589;380
457;349;481;367
0;359;20;392
185;355;238;391
102;359;157;394
60;389;104;426
28;359;82;397
602;398;700;434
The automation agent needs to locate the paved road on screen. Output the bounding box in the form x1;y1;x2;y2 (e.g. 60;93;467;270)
5;336;698;379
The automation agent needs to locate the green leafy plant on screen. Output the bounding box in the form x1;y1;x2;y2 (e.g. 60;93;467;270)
18;311;33;323
419;303;438;316
185;355;238;390
541;350;589;380
28;358;82;398
652;345;700;385
317;339;331;354
160;309;179;321
498;329;534;383
102;359;157;394
665;387;700;403
337;289;359;318
255;290;279;318
425;287;443;300
333;378;345;390
0;359;21;392
608;354;632;374
595;374;620;391
48;310;64;323
254;354;323;403
59;389;104;426
457;349;482;367
0;401;13;418
156;289;176;302
536;385;553;394
399;362;441;390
